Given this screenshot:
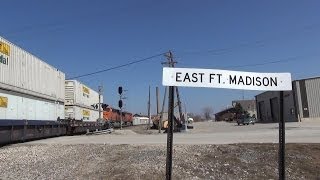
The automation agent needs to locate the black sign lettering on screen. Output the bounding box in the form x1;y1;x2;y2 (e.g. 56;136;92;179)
263;77;269;86
246;76;252;85
256;77;261;86
270;77;278;86
238;76;245;85
209;74;215;83
163;67;291;90
191;73;198;82
184;73;191;82
176;72;182;82
217;74;222;83
230;75;237;84
199;73;204;83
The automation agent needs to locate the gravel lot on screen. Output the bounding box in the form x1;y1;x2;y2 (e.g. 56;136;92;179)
0;143;319;180
1;121;320;179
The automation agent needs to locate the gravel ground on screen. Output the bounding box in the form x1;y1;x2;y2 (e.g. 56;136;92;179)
0;143;319;180
123;124;160;134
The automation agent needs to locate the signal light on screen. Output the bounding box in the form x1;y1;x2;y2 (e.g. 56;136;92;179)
118;86;123;95
118;100;123;108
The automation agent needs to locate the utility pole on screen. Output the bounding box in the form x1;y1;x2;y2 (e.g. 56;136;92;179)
175;87;184;125
98;86;103;122
162;51;183;129
156;87;160;132
159;87;167;133
164;50;177;180
156;87;160;117
147;85;151;130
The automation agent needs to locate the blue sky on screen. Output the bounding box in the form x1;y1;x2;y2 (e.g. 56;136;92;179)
1;0;320;115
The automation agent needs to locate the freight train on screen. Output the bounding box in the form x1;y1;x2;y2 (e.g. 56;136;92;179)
0;36;133;145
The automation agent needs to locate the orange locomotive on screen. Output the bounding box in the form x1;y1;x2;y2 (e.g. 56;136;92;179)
103;106;133;126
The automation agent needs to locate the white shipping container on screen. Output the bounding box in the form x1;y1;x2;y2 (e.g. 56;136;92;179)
0;90;64;121
133;117;149;125
65;106;99;122
0;36;65;102
65;80;102;109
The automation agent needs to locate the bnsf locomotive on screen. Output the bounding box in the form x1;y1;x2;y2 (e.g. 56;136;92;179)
103;105;133;127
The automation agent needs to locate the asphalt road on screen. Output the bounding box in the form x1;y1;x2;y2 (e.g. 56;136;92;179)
26;121;320;145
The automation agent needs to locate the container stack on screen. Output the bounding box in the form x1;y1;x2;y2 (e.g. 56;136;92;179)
0;36;65;121
65;80;102;122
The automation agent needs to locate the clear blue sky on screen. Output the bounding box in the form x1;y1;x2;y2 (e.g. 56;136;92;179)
1;0;320;115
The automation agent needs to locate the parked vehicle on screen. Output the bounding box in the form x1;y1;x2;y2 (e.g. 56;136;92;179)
237;115;255;125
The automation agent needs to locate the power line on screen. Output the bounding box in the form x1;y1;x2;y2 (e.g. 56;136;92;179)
178;53;317;69
67;52;165;79
221;55;303;68
178;22;320;57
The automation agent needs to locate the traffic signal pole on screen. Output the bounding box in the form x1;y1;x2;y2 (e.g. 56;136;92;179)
118;86;123;130
120;94;123;130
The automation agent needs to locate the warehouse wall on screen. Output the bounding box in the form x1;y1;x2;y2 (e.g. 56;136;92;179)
255;91;296;123
293;77;320;121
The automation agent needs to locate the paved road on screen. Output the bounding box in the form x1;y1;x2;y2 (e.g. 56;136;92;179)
27;121;320;145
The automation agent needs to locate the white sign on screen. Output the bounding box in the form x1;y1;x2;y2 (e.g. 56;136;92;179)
162;67;292;91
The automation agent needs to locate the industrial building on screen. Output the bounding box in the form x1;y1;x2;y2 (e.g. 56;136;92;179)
215;100;257;121
215;107;236;121
255;91;295;122
293;77;320;121
255;76;320;122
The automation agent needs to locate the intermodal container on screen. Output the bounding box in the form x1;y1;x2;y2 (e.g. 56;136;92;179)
0;89;64;121
0;36;65;102
65;80;102;108
65;105;99;122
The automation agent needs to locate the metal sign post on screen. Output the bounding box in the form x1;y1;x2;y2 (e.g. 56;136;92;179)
166;86;175;180
279;91;285;180
162;66;292;180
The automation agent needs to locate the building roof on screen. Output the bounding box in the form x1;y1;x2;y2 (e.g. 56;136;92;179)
215;107;236;116
293;76;320;82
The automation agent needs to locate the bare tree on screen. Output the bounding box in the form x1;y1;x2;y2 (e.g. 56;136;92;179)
203;106;214;120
